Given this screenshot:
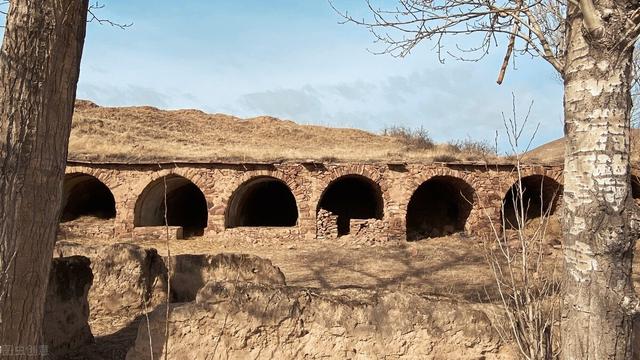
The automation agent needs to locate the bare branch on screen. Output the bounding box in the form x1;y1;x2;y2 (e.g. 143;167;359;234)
87;1;132;29
497;2;522;84
579;0;604;38
578;0;604;38
330;0;567;82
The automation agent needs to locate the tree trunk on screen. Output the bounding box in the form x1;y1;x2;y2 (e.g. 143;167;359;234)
0;0;88;353
561;3;640;359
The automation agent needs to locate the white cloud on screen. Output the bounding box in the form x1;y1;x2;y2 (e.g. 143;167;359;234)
230;65;563;152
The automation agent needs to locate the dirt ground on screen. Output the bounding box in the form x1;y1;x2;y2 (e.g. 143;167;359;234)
62;233;500;358
58;230;640;359
77;234;504;306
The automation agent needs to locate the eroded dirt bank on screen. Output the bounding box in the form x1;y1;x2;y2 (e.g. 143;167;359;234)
53;237;522;359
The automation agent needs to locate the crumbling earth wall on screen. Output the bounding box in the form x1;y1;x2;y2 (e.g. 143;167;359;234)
43;256;94;357
52;243;288;330
126;281;514;359
54;242;169;333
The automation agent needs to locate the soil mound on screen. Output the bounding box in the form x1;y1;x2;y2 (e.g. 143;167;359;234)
524;129;640;164
69;100;496;163
168;253;286;302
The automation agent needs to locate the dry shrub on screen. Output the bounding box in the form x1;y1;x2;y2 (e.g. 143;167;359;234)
382;126;435;150
482;98;561;360
448;138;497;156
432;154;459;162
484;174;562;360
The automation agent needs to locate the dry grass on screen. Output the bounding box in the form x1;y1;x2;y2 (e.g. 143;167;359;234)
69;100;498;163
524;129;640;165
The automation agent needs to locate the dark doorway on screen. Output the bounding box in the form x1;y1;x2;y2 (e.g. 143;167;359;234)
502;175;562;230
317;175;383;236
61;174;116;222
226;177;298;227
406;176;475;241
632;176;640;200
135;175;208;237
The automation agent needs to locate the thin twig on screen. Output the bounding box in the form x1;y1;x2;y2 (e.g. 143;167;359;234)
87;1;132;29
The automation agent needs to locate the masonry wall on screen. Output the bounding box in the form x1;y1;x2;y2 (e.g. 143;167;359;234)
63;161;568;243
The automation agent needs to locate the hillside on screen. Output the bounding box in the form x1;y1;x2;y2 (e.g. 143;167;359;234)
524;129;640;165
68;100;496;163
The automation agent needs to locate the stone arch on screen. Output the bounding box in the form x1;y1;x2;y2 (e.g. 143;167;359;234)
225;176;299;228
400;167;482;233
406;175;475;241
502;175;563;230
134;174;208;237
317;174;384;236
496;167;563;200
61;173;116;222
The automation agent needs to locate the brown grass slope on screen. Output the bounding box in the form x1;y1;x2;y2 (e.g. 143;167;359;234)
69;100;495;163
524;129;640;165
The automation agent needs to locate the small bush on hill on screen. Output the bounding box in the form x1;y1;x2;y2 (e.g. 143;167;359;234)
432;154;458;162
447;138;497;156
382;126;435;150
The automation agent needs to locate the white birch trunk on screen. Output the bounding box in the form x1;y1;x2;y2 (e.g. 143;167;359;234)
561;3;640;358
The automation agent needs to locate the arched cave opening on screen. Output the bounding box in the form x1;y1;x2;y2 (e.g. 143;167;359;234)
317;175;384;236
632;175;640;201
61;174;116;223
406;176;475;241
135;175;208;237
226;177;298;227
502;175;562;230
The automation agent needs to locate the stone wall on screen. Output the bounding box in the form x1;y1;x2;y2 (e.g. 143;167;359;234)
316;209;338;241
61;161;574;244
221;227;301;244
58;221;115;240
132;226;183;241
349;218;388;245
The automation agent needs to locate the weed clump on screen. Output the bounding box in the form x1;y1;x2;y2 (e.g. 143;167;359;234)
382;126;435;151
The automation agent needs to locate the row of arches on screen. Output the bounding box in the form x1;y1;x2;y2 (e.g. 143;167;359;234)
60;172;640;240
60;174;383;234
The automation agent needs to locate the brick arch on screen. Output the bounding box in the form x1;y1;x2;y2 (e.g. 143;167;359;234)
323;165;384;184
60;171;117;222
218;170;306;214
314;171;386;237
132;172;209;237
66;166;136;235
317;173;385;212
311;165;388;215
224;175;300;228
128;168;212;230
400;168;480;215
500;173;563;230
129;168;210;201
495;167;563;200
64;167;118;195
399;168;482;240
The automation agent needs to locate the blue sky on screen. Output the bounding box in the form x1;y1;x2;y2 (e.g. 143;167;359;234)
77;0;564;152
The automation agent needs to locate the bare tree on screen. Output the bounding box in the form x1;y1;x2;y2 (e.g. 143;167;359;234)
0;0;89;353
484;98;562;360
333;0;640;358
